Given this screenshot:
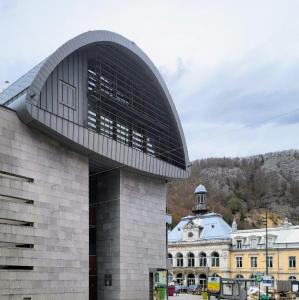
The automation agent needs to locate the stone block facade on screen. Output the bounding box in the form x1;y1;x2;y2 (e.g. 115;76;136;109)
95;169;167;300
0;105;168;300
0;106;89;300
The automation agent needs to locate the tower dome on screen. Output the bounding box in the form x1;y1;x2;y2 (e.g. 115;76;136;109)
194;184;207;194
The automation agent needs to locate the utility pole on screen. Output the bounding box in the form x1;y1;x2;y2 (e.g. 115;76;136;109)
264;208;269;297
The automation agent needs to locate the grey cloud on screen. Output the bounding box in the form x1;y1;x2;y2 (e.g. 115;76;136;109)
174;61;299;127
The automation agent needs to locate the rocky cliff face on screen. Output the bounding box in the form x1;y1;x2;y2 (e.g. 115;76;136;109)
167;150;299;228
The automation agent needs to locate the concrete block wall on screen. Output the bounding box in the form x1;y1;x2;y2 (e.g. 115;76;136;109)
0;106;89;300
95;169;167;300
119;169;167;300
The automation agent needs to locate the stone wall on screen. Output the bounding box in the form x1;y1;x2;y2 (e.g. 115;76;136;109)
119;169;167;300
0;106;89;300
95;170;121;300
95;169;167;300
0;106;168;300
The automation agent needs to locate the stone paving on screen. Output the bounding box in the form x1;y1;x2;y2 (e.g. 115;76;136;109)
169;295;299;300
169;295;202;300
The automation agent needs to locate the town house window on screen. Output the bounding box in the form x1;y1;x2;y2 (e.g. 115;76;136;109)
250;238;258;249
236;256;243;268
176;253;183;267
211;252;220;267
188;253;195;267
199;252;207;267
176;273;184;285
168;253;173;266
250;256;257;268
236;240;242;249
289;256;296;268
267;256;273;268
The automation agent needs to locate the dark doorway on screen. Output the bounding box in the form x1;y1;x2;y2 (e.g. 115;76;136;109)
149;272;154;300
89;176;97;300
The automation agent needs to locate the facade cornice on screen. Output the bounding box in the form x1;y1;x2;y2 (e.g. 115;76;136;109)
169;239;231;248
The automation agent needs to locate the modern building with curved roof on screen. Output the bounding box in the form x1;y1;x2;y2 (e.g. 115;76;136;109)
0;31;189;300
0;30;189;178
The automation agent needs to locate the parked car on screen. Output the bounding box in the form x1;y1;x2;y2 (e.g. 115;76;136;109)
188;284;200;294
175;285;188;294
174;285;182;294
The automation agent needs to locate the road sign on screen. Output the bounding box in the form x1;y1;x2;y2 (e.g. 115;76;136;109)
256;275;263;283
262;276;274;287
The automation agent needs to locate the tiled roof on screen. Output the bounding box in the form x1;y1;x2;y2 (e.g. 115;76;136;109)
231;225;299;244
169;212;232;243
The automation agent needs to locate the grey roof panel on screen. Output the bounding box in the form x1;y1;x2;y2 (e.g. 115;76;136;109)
0;60;45;105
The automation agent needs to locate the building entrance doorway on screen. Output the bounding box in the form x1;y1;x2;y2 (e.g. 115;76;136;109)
176;273;184;285
199;274;207;290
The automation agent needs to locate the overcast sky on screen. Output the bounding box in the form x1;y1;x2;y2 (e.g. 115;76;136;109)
1;0;299;160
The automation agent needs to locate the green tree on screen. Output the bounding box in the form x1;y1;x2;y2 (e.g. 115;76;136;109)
228;196;242;213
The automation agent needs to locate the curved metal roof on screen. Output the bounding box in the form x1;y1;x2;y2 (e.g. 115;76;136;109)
0;30;189;179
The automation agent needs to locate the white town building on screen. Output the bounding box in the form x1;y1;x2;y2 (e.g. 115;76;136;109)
168;184;232;288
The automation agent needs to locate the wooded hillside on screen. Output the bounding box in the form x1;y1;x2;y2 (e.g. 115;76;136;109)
167;150;299;228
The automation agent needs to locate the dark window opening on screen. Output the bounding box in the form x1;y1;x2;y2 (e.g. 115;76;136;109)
0;170;34;183
0;194;34;205
0;218;34;227
89;228;96;256
0;242;34;249
16;244;34;249
0;265;33;270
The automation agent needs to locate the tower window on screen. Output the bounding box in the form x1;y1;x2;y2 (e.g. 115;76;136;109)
199;194;205;204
